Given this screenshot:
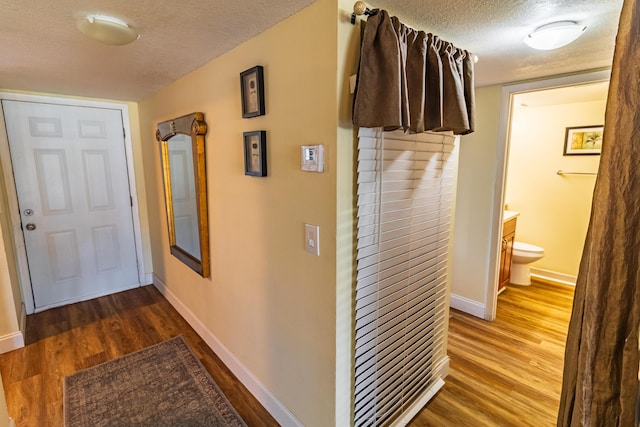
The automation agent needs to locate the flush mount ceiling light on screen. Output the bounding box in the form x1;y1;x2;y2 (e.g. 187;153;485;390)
524;21;586;50
78;14;139;46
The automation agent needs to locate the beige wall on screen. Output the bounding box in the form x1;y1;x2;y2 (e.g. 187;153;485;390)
505;99;605;277
0;162;22;330
450;85;503;307
0;223;19;342
138;1;354;425
335;1;360;425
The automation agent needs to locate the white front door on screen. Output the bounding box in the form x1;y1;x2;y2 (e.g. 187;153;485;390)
2;100;140;310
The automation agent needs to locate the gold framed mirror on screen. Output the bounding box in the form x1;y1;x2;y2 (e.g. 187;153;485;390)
156;112;210;277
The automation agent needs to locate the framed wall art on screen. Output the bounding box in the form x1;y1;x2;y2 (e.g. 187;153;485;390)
564;125;603;155
244;130;267;177
240;66;265;118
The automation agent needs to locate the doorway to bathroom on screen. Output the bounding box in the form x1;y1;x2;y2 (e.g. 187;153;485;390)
492;72;609;314
503;81;608;284
485;70;611;319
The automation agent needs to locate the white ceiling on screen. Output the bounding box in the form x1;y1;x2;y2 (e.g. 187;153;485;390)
0;0;624;101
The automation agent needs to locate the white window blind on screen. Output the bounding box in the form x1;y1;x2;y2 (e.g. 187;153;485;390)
354;128;457;427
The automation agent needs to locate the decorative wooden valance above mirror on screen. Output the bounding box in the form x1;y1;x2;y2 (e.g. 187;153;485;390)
156;112;210;277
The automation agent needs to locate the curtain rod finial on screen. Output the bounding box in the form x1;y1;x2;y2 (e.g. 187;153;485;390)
351;1;371;24
354;1;368;15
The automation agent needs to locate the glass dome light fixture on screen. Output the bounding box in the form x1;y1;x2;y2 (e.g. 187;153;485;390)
523;21;586;50
78;14;139;46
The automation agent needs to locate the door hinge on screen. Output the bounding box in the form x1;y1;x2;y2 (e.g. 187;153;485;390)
130;196;133;207
123;127;126;138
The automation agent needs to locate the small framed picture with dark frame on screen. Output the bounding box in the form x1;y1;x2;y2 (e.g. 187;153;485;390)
240;66;265;118
564;125;603;155
243;131;267;177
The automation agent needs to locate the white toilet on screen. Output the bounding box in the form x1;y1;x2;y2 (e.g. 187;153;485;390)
510;241;544;285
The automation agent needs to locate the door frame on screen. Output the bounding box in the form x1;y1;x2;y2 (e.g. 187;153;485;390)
484;69;611;320
0;92;147;314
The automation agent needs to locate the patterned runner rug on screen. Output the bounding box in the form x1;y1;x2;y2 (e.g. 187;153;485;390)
64;336;247;427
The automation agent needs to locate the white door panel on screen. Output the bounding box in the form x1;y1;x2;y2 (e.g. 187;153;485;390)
2;100;139;309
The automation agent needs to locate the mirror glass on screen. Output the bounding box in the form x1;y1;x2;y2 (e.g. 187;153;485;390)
168;134;201;259
156;112;210;277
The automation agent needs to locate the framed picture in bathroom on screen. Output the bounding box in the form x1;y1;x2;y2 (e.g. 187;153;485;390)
564;125;603;155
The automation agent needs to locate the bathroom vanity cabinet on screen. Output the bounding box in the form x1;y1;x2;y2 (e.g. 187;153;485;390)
499;216;517;292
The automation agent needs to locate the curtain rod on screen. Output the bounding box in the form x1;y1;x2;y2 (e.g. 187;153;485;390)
351;1;372;24
348;2;480;64
556;170;598;176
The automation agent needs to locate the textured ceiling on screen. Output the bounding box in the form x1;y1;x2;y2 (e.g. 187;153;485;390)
0;0;624;101
0;0;316;101
370;0;623;87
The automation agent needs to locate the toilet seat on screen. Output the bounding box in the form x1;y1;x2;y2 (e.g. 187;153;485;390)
513;241;544;255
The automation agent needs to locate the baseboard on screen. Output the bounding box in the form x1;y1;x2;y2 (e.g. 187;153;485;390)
0;332;24;354
449;294;486;319
19;303;26;336
152;275;303;427
530;268;576;286
144;273;153;285
389;356;449;427
434;354;450;379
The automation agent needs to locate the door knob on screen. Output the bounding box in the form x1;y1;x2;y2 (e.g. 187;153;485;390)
25;223;36;231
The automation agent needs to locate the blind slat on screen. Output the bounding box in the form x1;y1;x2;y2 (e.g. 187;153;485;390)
355;288;447;355
355;290;448;383
355;268;447;328
356;246;448;283
356;216;450;247
355;325;446;402
355;263;447;311
355;331;445;425
356;228;450;261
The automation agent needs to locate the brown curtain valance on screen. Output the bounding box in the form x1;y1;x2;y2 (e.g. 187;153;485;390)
353;9;475;135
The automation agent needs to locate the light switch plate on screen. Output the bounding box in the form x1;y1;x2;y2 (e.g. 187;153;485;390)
305;224;320;256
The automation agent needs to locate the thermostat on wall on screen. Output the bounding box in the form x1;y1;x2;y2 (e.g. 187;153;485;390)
301;145;324;172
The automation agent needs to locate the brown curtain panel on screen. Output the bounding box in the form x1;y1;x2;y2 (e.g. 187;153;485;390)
558;1;640;426
352;9;475;135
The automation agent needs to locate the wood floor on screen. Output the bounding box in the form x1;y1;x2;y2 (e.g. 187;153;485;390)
0;285;279;427
0;280;573;427
410;280;575;427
